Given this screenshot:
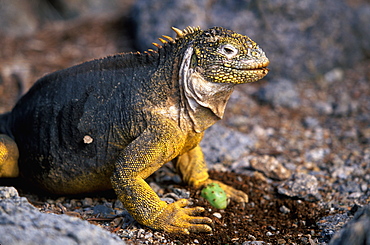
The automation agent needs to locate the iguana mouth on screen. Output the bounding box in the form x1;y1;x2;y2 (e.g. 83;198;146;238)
237;61;270;80
244;67;269;78
222;59;270;71
206;60;269;84
244;67;269;72
237;66;269;77
238;59;270;70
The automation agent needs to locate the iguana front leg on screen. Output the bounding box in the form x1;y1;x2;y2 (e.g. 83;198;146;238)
175;144;249;203
110;123;212;234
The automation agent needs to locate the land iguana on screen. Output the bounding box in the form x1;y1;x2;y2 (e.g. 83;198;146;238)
0;26;269;234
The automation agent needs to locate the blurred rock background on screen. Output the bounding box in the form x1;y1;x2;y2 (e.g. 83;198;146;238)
0;0;369;111
1;0;369;82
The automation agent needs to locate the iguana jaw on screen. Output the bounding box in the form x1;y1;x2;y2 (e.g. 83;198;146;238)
236;57;270;80
227;56;269;70
240;66;269;83
238;64;269;82
208;56;270;84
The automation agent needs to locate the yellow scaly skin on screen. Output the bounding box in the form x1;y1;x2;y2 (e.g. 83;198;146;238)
0;135;19;177
0;26;269;234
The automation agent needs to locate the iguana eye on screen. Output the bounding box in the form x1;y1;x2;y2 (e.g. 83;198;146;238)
219;44;238;59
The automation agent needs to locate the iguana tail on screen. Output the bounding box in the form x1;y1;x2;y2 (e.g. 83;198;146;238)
0;112;19;177
0;112;10;135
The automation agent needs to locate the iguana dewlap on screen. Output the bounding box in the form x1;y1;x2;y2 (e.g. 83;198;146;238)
0;26;269;234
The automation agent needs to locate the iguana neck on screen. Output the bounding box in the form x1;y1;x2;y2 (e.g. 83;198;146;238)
179;47;235;133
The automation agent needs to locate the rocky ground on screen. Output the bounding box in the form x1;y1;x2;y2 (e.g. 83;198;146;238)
0;1;369;244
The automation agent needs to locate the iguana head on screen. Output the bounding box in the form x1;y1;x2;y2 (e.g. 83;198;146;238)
152;26;269;132
154;26;269;84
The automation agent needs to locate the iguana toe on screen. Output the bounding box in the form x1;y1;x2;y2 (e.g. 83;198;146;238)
151;199;213;234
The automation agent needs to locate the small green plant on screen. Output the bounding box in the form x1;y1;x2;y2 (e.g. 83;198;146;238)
201;183;228;209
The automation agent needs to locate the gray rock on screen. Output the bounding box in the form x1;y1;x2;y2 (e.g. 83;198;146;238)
201;124;255;165
314;101;334;115
329;205;370;245
0;0;127;36
242;241;266;245
0;0;39;36
52;0;128;19
324;68;344;84
302;116;320;129
161;187;190;204
93;204;115;217
172;187;190;199
331;166;355;180
0;187;124;245
132;0;207;51
305;147;330;163
318;212;352;243
250;155;291;180
332;92;359;117
254;78;301;108
132;0;366;82
231;156;253;171
277;173;322;201
279;205;291;214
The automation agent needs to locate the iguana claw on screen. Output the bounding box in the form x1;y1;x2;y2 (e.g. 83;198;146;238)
151;199;213;234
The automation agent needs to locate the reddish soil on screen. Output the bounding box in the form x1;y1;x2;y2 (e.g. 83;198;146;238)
152;171;327;244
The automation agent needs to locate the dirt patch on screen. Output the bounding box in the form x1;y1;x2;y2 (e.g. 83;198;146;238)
173;171;327;244
151;170;327;244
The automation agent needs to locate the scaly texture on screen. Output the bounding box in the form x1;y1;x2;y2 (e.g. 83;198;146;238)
0;26;269;234
0;134;19;177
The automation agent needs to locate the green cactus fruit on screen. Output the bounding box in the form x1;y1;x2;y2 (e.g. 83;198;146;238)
201;183;228;209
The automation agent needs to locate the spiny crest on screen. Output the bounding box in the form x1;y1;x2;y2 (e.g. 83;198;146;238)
151;26;202;50
171;26;201;38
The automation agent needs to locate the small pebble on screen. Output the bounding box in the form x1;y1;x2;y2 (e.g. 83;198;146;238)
250;155;291;180
82;197;93;207
302;116;320;129
110;217;123;226
172;188;190;199
277;238;286;244
348;192;362;199
280;205;291;214
83;135;93;144
213;212;222;219
114;199;124;209
247;234;257;241
93;205;114;217
361;183;368;192
277;173;322;201
324;68;344;83
268;225;276;231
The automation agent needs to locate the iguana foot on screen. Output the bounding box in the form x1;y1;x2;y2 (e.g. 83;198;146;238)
151;199;213;234
0;134;19;177
202;179;249;204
